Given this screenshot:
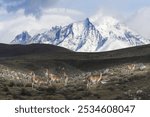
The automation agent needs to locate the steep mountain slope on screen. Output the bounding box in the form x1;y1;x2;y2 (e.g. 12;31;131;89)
11;17;148;52
28;18;105;52
57;18;105;52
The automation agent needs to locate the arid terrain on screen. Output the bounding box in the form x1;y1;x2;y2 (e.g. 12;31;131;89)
0;44;150;100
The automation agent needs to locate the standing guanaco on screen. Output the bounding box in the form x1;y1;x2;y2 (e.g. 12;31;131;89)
127;64;136;74
61;67;69;86
86;73;103;89
45;69;61;86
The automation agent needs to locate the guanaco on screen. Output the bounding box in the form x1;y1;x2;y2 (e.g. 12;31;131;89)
30;71;46;89
86;73;103;89
45;69;61;86
127;64;136;71
61;67;69;86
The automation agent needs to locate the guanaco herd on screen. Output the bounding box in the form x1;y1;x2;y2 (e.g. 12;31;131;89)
0;63;147;89
30;68;69;89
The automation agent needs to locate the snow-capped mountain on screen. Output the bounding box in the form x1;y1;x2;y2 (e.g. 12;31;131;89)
29;18;106;52
11;31;31;44
11;17;148;52
56;18;105;52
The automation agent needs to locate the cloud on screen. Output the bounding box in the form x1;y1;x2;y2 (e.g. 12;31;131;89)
90;9;125;24
44;8;83;16
0;8;84;43
0;0;59;18
127;7;150;39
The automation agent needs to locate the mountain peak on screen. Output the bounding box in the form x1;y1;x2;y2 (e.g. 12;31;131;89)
11;31;31;44
84;18;90;23
22;31;29;34
83;18;92;28
71;18;94;33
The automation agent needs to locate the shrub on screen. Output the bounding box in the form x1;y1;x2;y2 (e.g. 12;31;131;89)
20;88;31;96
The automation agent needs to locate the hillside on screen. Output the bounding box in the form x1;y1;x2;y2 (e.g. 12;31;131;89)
0;43;71;57
0;43;150;58
0;44;150;100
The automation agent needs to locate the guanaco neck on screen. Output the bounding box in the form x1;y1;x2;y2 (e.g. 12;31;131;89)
100;73;102;79
45;69;49;78
63;72;67;77
31;72;36;81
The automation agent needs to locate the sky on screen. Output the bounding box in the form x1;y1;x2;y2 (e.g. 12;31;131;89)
0;0;150;43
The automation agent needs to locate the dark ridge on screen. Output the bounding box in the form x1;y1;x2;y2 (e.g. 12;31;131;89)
0;43;149;60
0;43;72;57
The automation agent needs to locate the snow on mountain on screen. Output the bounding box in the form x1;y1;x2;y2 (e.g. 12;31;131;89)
11;17;148;52
29;26;62;44
57;18;105;52
91;16;146;51
11;31;31;44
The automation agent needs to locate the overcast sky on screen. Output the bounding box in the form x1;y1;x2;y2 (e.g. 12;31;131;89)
0;0;150;43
